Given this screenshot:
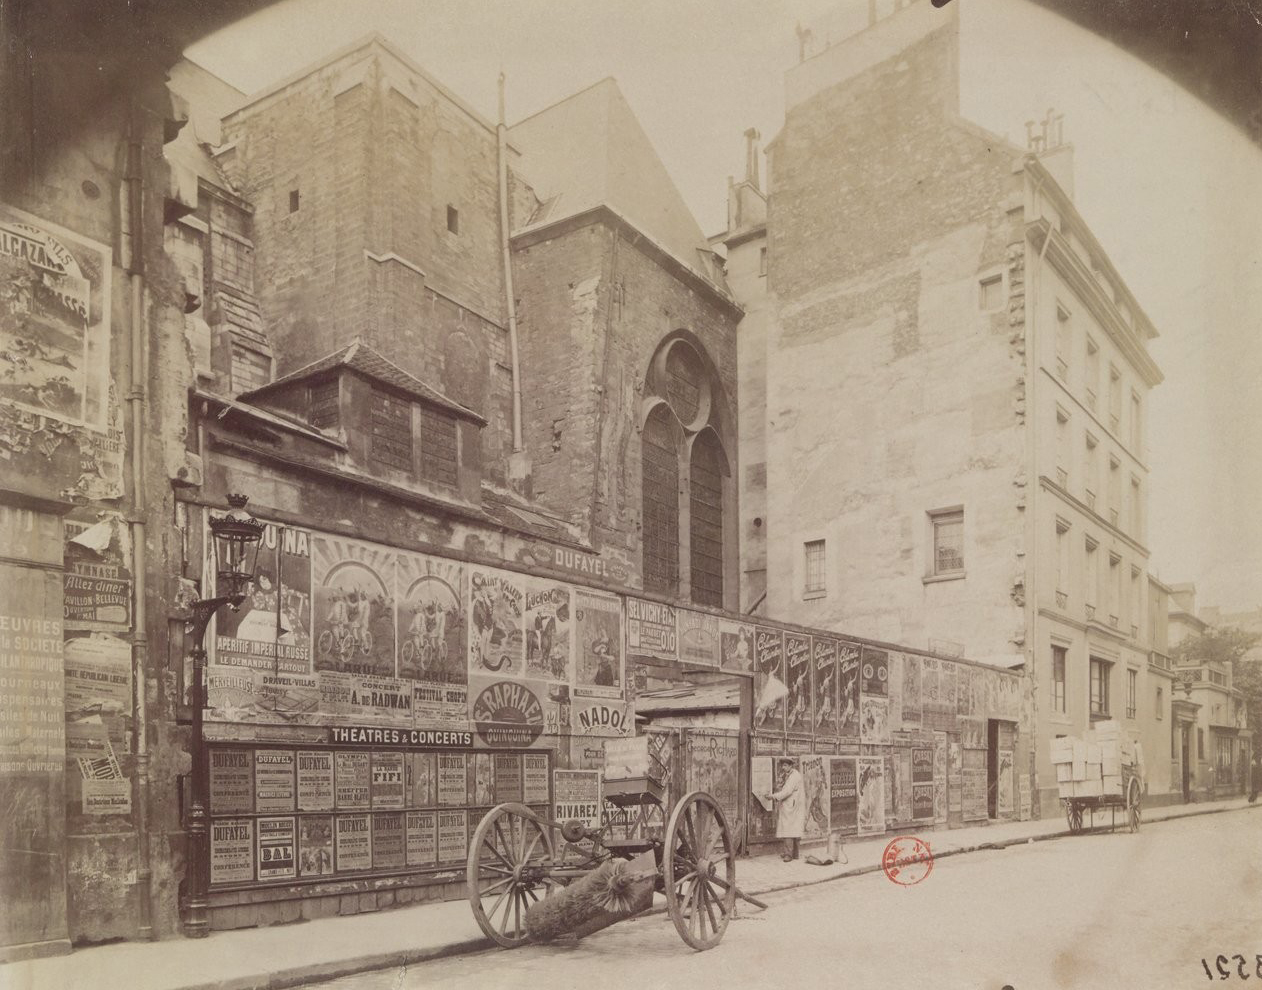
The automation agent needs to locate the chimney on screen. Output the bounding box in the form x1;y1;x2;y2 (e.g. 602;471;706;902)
1028;108;1074;200
743;127;761;192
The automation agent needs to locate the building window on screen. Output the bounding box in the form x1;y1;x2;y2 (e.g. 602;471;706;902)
641;406;680;598
1126;668;1137;719
1085;538;1098;613
1130;567;1141;637
1109;554;1122;626
804;540;826;596
1084;432;1098;510
368;388;414;473
759;246;768;277
447;205;460;234
1109;365;1122;431
929;508;964;576
308;378;340;429
1051;645;1067;714
1085;336;1099;411
1156;686;1163;720
1089;657;1111;716
420;405;458;488
979;274;1003;311
1055;518;1070;598
689;432;725;608
1108;455;1121;527
1129;476;1142;538
288;189;300;213
1055;406;1070;488
1055;305;1071;382
1130;391;1142;451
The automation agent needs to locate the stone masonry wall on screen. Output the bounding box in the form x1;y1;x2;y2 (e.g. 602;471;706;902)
764;22;1029;658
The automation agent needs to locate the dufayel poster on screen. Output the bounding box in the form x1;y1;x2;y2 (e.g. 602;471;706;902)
573;588;623;698
209;748;253;814
800;753;830;840
856;756;885;836
372;812;405;869
437;809;467;863
254;749;295;813
468;567;525;678
718;619;754;673
494;753;523;803
406;811;437;866
396;550;466;722
812;637;839;738
214;522;311;676
678;608;720;667
311;536;396;677
523;753;549;803
334;814;372;872
837;644;860;739
753;627;786;731
210;818;254;884
437;753;467;806
784;633;812;735
298;815;334;876
296;750;334;811
828;756;858;836
523;577;573;684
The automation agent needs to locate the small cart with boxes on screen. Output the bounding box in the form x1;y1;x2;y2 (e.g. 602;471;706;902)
1049;719;1144;833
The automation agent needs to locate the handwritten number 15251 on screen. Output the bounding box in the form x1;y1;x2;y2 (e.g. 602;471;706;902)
1201;956;1262;980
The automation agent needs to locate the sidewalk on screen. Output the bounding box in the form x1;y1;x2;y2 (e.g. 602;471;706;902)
5;795;1257;990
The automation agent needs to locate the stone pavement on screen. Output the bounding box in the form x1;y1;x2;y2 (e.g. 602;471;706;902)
5;796;1256;990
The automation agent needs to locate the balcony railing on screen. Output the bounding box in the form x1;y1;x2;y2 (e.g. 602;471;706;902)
1108;614;1119;628
1148;651;1170;671
1055;590;1068;609
1085;603;1096;621
1209;669;1228;687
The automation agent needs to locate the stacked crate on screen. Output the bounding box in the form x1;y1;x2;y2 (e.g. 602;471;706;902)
1049;721;1143;799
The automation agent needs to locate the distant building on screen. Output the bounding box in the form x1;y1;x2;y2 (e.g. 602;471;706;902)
723;0;1166;813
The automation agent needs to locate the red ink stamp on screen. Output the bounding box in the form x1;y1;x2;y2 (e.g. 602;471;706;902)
881;835;933;886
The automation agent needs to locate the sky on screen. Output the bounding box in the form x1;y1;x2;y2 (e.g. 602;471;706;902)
187;0;1262;613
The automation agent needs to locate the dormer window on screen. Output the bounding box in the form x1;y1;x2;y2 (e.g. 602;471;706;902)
369;387;413;472
308;378;340;429
420;405;458;487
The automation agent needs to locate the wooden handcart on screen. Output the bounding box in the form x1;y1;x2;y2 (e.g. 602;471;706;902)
1063;763;1142;834
1051;722;1144;835
466;734;740;951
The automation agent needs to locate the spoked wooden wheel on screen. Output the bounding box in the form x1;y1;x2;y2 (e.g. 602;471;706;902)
1127;779;1142;833
1065;800;1084;834
663;790;737;951
467;803;557;947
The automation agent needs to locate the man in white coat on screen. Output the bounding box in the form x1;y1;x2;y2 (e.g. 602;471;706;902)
769;758;805;862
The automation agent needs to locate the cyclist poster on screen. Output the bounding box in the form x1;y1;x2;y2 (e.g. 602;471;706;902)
397;550;466;724
311;535;396;677
523;577;572;685
467;566;525;678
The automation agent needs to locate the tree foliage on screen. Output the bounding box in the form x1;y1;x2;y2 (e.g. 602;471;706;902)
1174;626;1262;738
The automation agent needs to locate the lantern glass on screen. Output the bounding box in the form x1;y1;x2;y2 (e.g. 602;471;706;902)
209;494;265;600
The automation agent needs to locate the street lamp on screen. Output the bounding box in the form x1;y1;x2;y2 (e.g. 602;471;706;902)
183;494;264;938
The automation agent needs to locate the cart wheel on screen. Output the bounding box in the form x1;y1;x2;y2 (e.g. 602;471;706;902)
663;790;737;951
467;803;556;948
1065;800;1083;834
1127;778;1142;833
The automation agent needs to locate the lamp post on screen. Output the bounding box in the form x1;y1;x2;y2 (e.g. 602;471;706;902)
183;494;264;938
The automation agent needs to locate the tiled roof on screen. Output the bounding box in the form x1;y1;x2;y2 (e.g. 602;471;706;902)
240;340;485;424
635;681;742;713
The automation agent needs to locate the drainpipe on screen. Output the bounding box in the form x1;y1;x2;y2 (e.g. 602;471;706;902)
497;74;527;480
124;95;154;941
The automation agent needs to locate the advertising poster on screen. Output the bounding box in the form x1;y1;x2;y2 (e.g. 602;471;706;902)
395;551;465;708
960;716;986;750
82;778;131;816
256;672;320;724
205;668;259;724
468;675;549;747
985;668;999;719
625;597;677;660
942;662;958;721
335;751;370;809
257;816;296;881
215;522;311;675
437;810;468;863
335;814;372;871
311;535;396;677
573;698;633;737
812;637;839;738
912;783;935;820
468;753;495;806
998;673;1021;720
998;750;1014;815
573;588;623;699
801;753;830;840
886;652;903;732
678;608;720;667
753;627;786;731
935;731;950;824
856;756;885;836
911;747;934;784
437;753;467;806
860;697;889;745
523;577;572;684
554;769;601;829
962;768;988;820
63;516;132;629
493;753;523;803
523;753;549;803
408;752;435;807
684;731;740;829
897;750;915;822
298;816;334;876
828;756;858;835
296;750;334;811
468;567;525;678
750;756;774;812
837;644;861;739
902;654;922;727
254;749;295;813
718;619;754;673
371;752;405;809
210;818;254;885
210;748;253;814
0;205;112;433
956;663;972;716
784;633;812;735
341;674;412;727
372;812;406;869
406;811;437;866
922;657;941;726
63;633;131;740
861;647;888;698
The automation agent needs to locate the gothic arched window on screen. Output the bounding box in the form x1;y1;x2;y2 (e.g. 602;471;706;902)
641;405;681;597
689;430;724;607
